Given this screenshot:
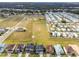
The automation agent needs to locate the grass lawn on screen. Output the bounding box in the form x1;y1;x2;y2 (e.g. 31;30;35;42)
11;53;18;57
0;53;7;57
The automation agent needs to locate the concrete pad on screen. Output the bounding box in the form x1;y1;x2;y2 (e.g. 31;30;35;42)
25;53;30;57
39;53;43;57
18;52;22;57
46;54;51;57
7;53;11;57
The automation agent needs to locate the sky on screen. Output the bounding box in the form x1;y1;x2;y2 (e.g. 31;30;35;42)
0;0;79;2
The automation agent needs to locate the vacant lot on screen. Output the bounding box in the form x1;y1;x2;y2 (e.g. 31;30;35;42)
3;15;32;44
0;15;23;28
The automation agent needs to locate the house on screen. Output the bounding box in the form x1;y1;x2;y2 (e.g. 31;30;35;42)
15;44;25;54
52;32;57;37
64;46;76;56
73;33;78;38
25;43;35;53
57;32;61;37
67;28;71;32
50;27;54;31
6;44;16;54
62;32;67;38
67;32;73;38
46;45;55;54
35;45;44;54
76;28;79;32
61;28;66;32
69;44;79;56
57;28;61;31
54;44;64;56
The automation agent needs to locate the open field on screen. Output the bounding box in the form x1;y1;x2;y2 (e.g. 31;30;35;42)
4;15;32;44
1;14;78;46
0;15;23;28
0;17;6;22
